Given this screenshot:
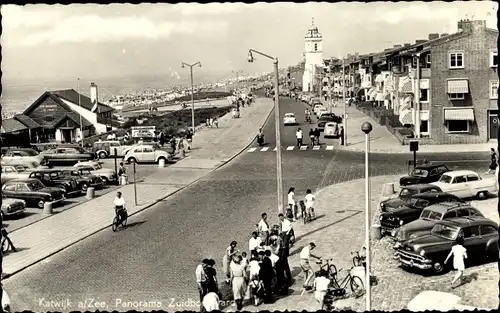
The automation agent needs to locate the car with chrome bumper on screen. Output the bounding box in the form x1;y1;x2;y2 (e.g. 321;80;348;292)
1;196;26;219
60;167;104;191
399;164;450;186
2;178;66;209
40;146;96;166
1;148;46;168
73;161;118;185
28;169;81;197
394;216;498;273
379;184;442;213
431;170;498;200
283;113;297;126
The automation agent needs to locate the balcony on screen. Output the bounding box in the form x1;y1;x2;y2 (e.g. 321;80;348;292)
420;68;431;78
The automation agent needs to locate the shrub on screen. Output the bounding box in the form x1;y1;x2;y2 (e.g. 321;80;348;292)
166;91;232;103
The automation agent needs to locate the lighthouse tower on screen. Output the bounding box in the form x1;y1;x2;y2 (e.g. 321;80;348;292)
302;18;323;93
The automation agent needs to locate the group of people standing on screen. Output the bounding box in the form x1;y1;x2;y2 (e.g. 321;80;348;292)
158;130;193;154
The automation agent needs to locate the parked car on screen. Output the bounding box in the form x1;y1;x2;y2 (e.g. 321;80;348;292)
318;113;342;123
1;160;48;171
323;122;339;138
400;164;450;186
28;169;81;196
309;98;322;106
2;178;66;209
394;216;498;273
431;170;498;200
313;104;325;116
1;194;26;219
40;146;96;166
73;161;118;185
317;116;343;131
379;184;442;212
283;113;297;126
1;165;31;184
123;145;172;164
379;192;466;237
60;167;104;191
317;107;328;118
394;202;483;242
1;148;45;167
92;141;134;159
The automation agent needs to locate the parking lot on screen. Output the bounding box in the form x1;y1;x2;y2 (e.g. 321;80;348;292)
3;158;165;233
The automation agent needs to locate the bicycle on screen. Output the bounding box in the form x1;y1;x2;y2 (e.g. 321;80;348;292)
1;229;16;254
329;266;365;299
352;248;366;268
112;208;128;232
300;200;316;224
316;258;337;280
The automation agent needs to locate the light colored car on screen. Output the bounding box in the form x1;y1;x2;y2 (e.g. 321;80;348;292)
73;161;118;185
283;113;297;126
323;122;339;138
1;165;31;184
313;104;324;115
93;140;134;159
431;170;498;200
1;148;45;167
123;145;172;164
317;107;328;118
1;195;26;219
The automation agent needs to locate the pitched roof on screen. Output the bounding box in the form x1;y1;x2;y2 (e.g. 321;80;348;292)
52;89;114;113
53;112;93;129
14;114;41;129
1;118;28;134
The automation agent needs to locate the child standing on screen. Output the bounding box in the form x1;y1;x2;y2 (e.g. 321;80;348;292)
444;236;467;288
313;270;331;308
248;275;265;306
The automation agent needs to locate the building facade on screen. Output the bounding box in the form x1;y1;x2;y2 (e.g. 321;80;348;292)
302;18;324;93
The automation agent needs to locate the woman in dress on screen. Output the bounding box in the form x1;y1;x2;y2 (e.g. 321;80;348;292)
287;187;297;221
487;148;498;174
222;241;239;284
444;235;467;287
230;255;248;310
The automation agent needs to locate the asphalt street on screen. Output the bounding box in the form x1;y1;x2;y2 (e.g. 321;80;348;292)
4;96;490;312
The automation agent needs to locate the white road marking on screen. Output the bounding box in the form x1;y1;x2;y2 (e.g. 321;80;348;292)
313;146;321;150
248;148;257;152
300;145;308;150
261;147;269;152
326;146;334;150
286;146;295;151
273;147;277;151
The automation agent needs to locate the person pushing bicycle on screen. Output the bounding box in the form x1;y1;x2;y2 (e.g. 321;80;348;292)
300;242;321;290
113;191;128;222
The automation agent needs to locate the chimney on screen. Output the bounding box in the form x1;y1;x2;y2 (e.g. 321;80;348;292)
440;33;449;37
428;33;439;40
90;82;98;109
457;19;485;33
404;43;411;47
415;39;427;45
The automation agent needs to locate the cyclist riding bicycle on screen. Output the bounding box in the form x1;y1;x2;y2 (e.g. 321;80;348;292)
113;191;128;222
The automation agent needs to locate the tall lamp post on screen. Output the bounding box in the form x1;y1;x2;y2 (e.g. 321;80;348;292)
342;57;348;146
181;61;202;134
248;49;284;214
361;121;373;311
77;78;84;147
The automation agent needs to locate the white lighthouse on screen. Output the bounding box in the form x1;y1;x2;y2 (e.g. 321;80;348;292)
302;18;323;93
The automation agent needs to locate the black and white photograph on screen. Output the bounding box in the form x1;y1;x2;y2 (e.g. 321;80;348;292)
0;1;498;312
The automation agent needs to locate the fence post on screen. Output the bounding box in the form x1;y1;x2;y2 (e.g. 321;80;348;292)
133;162;137;206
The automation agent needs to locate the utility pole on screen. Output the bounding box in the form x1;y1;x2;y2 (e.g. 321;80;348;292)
342;57;348;146
415;54;421;138
181;61;202;134
77;78;84;147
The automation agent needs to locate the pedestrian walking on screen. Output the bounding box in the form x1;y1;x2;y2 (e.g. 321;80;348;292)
313;270;331;307
202;286;220;312
304;189;316;219
213;117;219;128
295;128;303;148
1;228;16;252
195;259;210;304
287;187;297;221
486;148;497;174
170;137;176;155
314;127;321;145
300;242;321;290
258;251;275;304
444;236;467;288
159;132;165;147
209;117;214;128
309;129;315;146
339;126;345;146
230;255;248;311
278;213;293;248
249;231;262;254
248;275;265;306
222;241;239;284
257;213;270;245
118;162;126;176
248;252;261;279
186;130;193;150
206;118;211;128
205;259;220;297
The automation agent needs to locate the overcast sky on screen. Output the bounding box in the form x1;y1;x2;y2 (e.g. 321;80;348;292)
1;2;497;84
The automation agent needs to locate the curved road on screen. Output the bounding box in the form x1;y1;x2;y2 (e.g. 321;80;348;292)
5;96;488;311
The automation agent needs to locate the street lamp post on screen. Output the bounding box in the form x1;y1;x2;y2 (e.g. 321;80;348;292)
248;49;284;214
342;58;348;146
181;61;202;134
361;121;373;311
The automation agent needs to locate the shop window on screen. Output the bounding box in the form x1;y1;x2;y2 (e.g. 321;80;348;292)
491;52;498;68
448;93;465;100
447;120;469;133
490;81;499;99
449;52;464;69
420;89;429;102
420;120;429;134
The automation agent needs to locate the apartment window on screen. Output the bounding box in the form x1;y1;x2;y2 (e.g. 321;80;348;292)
420;89;429;102
448;93;465;100
449;52;464;69
314;43;318;51
447;120;469;133
426;54;431;65
491;52;498;68
490;81;499;99
420;120;429;134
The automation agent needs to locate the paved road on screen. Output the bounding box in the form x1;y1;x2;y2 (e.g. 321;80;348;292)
4;96;490;312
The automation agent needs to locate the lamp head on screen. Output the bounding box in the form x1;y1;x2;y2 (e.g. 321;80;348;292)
181;63;185;68
361;122;373;134
198;63;202;68
248;51;254;63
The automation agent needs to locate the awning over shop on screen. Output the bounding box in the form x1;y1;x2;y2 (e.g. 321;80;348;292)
401;80;413;93
399;96;412;112
420;111;429;121
375;92;385;101
447;79;469;94
368;87;377;100
444;108;474;121
399;109;413;126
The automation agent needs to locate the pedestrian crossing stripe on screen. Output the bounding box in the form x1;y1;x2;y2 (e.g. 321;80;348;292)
260;147;269;152
313;146;320;150
326;146;334;150
300;145;307;150
248;147;257;152
273;147;277;151
286;146;295;150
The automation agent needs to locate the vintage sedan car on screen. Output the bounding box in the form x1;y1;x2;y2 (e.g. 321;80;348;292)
379;184;442;212
73;161;118;185
431;170;498;200
92;140;134;159
60;167;104;191
317;107;328;118
1;165;31;184
1;195;26;219
1;148;45;167
28;169;81;196
400;164;450;186
323;122;339;138
395;202;483;242
317;115;343;131
379;192;465;237
40;146;96;166
313;104;325;116
123;145;172;164
2;178;66;209
394;216;498;273
283;113;297;126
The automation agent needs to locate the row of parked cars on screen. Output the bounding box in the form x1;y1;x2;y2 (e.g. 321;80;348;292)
378;164;498;274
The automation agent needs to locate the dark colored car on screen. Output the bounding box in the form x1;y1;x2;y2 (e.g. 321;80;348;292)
394;202;483;242
400;164;450;186
40;146;96;166
60;167;104;191
379;192;466;237
379;184;442;212
28;169;81;196
394;216;498;273
317;115;343;131
2;178;66;209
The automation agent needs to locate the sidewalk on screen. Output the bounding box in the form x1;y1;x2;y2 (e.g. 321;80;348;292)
3;96;274;278
326;101;493;154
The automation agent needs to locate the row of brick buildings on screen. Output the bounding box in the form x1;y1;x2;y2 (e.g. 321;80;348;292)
315;19;498;145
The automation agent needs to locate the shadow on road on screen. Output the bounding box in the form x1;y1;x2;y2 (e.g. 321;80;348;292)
124;221;146;229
